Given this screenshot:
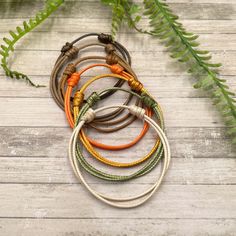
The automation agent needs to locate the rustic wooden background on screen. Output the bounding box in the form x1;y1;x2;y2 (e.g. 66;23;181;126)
0;0;235;235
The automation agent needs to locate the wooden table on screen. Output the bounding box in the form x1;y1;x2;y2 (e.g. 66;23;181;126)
0;0;235;235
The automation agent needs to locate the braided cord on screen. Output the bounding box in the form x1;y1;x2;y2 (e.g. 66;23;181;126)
79;91;160;167
68;104;170;208
72;88;165;181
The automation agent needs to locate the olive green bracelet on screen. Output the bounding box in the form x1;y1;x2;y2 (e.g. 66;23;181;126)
73;88;165;181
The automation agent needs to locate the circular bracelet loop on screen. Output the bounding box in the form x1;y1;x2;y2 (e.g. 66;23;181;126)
78;89;162;167
67;73;148;152
71;97;165;181
68;104;171;208
50;33;132;111
65;64;139;127
63;57;138;126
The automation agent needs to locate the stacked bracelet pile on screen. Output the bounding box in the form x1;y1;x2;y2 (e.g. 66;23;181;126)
50;33;171;208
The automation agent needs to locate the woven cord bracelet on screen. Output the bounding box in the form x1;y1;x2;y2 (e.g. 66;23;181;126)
68;104;171;208
78;89;161;167
61;53;139;129
65;63;137;127
71;91;165;181
68;71;150;151
54;52;140;132
50;33;132;110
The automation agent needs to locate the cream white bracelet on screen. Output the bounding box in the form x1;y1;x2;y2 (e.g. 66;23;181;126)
68;105;171;208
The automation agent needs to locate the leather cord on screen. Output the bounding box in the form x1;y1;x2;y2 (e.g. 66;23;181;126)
65;64;139;127
50;33;132;111
79;89;162;168
72;89;165;181
59;54;138;124
68;71;147;151
68;104;170;208
50;36;140;132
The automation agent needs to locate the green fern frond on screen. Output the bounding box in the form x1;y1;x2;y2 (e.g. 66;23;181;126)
101;0;142;38
140;0;236;143
101;0;125;38
111;3;125;38
0;0;64;87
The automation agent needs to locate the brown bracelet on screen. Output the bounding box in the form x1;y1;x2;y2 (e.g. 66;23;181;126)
50;33;142;133
50;33;132;110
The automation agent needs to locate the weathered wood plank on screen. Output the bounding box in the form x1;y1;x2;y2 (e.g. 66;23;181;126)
0;97;227;127
0;1;235;235
0;19;236;34
1;51;234;77
0;218;235;236
0;0;235;3
1;1;236;20
0;156;235;185
0;184;235;218
0;127;233;158
0;76;50;97
1;32;236;52
0;75;235;99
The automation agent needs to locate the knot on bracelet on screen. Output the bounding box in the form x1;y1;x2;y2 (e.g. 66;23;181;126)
129;105;145;120
86;92;101;107
81;108;96;123
128;77;143;92
61;42;73;53
106;54;119;65
105;44;116;54
65;46;79;59
110;64;124;74
63;63;76;78
73;91;84;107
98;33;113;44
141;93;156;108
67;73;80;87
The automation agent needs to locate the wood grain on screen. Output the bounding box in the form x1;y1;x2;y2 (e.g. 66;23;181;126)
0;219;235;236
0;1;236;20
0;0;235;235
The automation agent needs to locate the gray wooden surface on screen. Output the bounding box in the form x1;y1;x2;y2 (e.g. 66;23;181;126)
0;0;235;235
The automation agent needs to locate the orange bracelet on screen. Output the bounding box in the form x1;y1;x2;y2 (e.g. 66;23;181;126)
64;63;131;128
81;108;152;151
64;64;151;151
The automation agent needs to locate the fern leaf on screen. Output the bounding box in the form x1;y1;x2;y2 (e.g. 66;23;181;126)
16;26;23;34
0;0;64;87
9;31;17;40
141;0;236;144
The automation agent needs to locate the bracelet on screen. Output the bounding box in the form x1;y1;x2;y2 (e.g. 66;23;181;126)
62;55;138;128
50;33;132;110
69;71;149;151
65;63;137;127
55;46;131;109
71;93;165;181
72;71;146;123
53;46;140;133
78;89;161;167
68;104;171;208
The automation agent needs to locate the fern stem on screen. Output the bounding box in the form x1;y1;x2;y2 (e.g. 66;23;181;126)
0;0;64;87
152;0;236;119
